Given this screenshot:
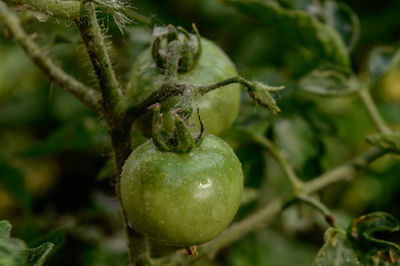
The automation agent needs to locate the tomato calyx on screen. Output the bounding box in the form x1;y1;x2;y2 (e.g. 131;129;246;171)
149;103;204;153
152;24;202;74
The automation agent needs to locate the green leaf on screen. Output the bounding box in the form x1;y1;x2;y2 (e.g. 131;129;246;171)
29;229;66;261
349;212;400;248
21;242;54;266
23;119;98;156
300;67;360;96
96;158;117;181
366;132;400;153
0;220;54;266
322;1;360;52
224;0;350;73
311;228;360;266
274;116;318;170
0;158;32;209
348;212;400;265
0;220;12;238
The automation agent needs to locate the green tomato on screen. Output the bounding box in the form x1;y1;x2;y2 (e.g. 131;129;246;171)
120;135;243;247
125;38;241;137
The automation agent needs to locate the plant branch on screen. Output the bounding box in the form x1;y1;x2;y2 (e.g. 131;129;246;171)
303;146;386;193
297;194;340;228
252;133;304;192
127;75;282;120
200;146;388;258
195;76;250;95
359;88;391;133
0;1;100;113
75;2;150;265
75;1;127;122
3;0;81;19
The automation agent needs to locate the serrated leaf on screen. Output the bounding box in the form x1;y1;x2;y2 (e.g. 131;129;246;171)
300;67;360;96
312;228;360;266
224;0;350;72
21;242;54;266
366;132;400;153
0;220;54;266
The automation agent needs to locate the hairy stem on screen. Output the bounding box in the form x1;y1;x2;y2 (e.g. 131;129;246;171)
111;128;149;266
75;1;127;123
196;76;251;95
0;1;100;112
359;89;391;133
127;75;279;120
3;0;81;19
201;146;387;258
75;2;146;264
252;133;304;192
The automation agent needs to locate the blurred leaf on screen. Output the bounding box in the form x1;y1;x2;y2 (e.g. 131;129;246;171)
29;229;66;260
0;220;12;238
300;67;360;96
23;119;99;156
21;242;54;266
368;46;400;81
0;220;54;266
229;229;315;266
82;246;128;266
311;228;360;266
366;132;400;153
0;158;32;209
274;116;318;170
240;187;259;206
322;1;360;52
224;0;350;74
52;33;81;45
96;158;116;181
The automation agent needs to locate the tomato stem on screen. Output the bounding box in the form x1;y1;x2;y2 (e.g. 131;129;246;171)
359;88;391;134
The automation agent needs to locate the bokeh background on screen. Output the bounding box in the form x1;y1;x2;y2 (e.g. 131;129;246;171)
1;0;400;265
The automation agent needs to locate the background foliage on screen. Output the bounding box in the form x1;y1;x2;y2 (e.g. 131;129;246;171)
0;0;400;265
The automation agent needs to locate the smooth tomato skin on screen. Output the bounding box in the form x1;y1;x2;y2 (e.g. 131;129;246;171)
120;135;243;247
125;38;241;137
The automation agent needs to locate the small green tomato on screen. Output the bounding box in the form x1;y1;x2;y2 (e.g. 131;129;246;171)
125;37;241;137
120;135;243;247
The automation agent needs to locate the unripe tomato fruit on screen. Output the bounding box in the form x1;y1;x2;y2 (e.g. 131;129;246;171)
125;38;241;137
120;135;243;247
